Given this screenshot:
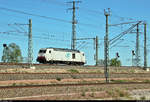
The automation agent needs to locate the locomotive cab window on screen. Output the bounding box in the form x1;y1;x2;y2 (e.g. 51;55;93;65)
39;50;46;53
72;53;75;59
49;51;51;53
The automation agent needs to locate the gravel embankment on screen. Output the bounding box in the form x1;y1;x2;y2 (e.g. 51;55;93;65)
129;89;150;100
0;64;149;72
1;83;150;100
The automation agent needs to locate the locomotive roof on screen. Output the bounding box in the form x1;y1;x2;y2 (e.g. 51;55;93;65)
46;47;80;53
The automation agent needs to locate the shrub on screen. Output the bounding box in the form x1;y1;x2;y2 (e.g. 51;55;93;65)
116;89;130;98
119;91;125;97
140;96;146;100
110;58;121;67
68;69;79;73
81;91;85;96
12;83;17;86
56;77;62;81
106;88;129;98
106;89;115;97
111;79;127;83
90;92;95;97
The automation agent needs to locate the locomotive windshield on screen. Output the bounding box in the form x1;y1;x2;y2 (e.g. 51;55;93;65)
39;50;46;53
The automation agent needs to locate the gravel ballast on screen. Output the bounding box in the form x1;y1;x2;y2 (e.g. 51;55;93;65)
1;83;150;100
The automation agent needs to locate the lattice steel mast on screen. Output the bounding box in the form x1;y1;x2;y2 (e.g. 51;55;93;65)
28;19;33;68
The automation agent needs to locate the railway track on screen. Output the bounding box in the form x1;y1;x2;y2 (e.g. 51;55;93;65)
1;81;150;100
0;62;101;69
0;62;144;68
0;72;148;74
0;73;150;81
0;63;149;100
0;82;150;89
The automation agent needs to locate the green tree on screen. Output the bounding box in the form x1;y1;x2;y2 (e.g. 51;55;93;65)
110;58;121;67
2;43;23;63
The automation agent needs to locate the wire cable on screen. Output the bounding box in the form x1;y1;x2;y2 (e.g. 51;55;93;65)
0;6;100;29
0;7;71;23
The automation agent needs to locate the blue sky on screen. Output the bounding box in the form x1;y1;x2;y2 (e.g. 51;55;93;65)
0;0;149;66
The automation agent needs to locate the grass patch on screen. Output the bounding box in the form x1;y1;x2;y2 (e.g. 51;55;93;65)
118;90;127;97
12;83;17;86
91;87;96;92
95;70;103;73
68;69;79;73
106;88;130;98
5;70;8;73
116;89;130;98
90;92;95;97
106;89;117;97
144;79;150;82
85;88;89;92
130;69;135;73
140;96;146;100
81;91;86;96
111;79;127;83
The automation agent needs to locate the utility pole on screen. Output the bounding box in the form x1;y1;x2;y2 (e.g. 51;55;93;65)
136;24;140;67
68;1;81;50
104;8;111;83
72;1;76;50
76;37;98;65
95;36;99;66
28;19;33;68
144;23;147;70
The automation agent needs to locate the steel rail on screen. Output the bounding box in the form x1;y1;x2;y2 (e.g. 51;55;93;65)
0;72;149;74
0;82;149;89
